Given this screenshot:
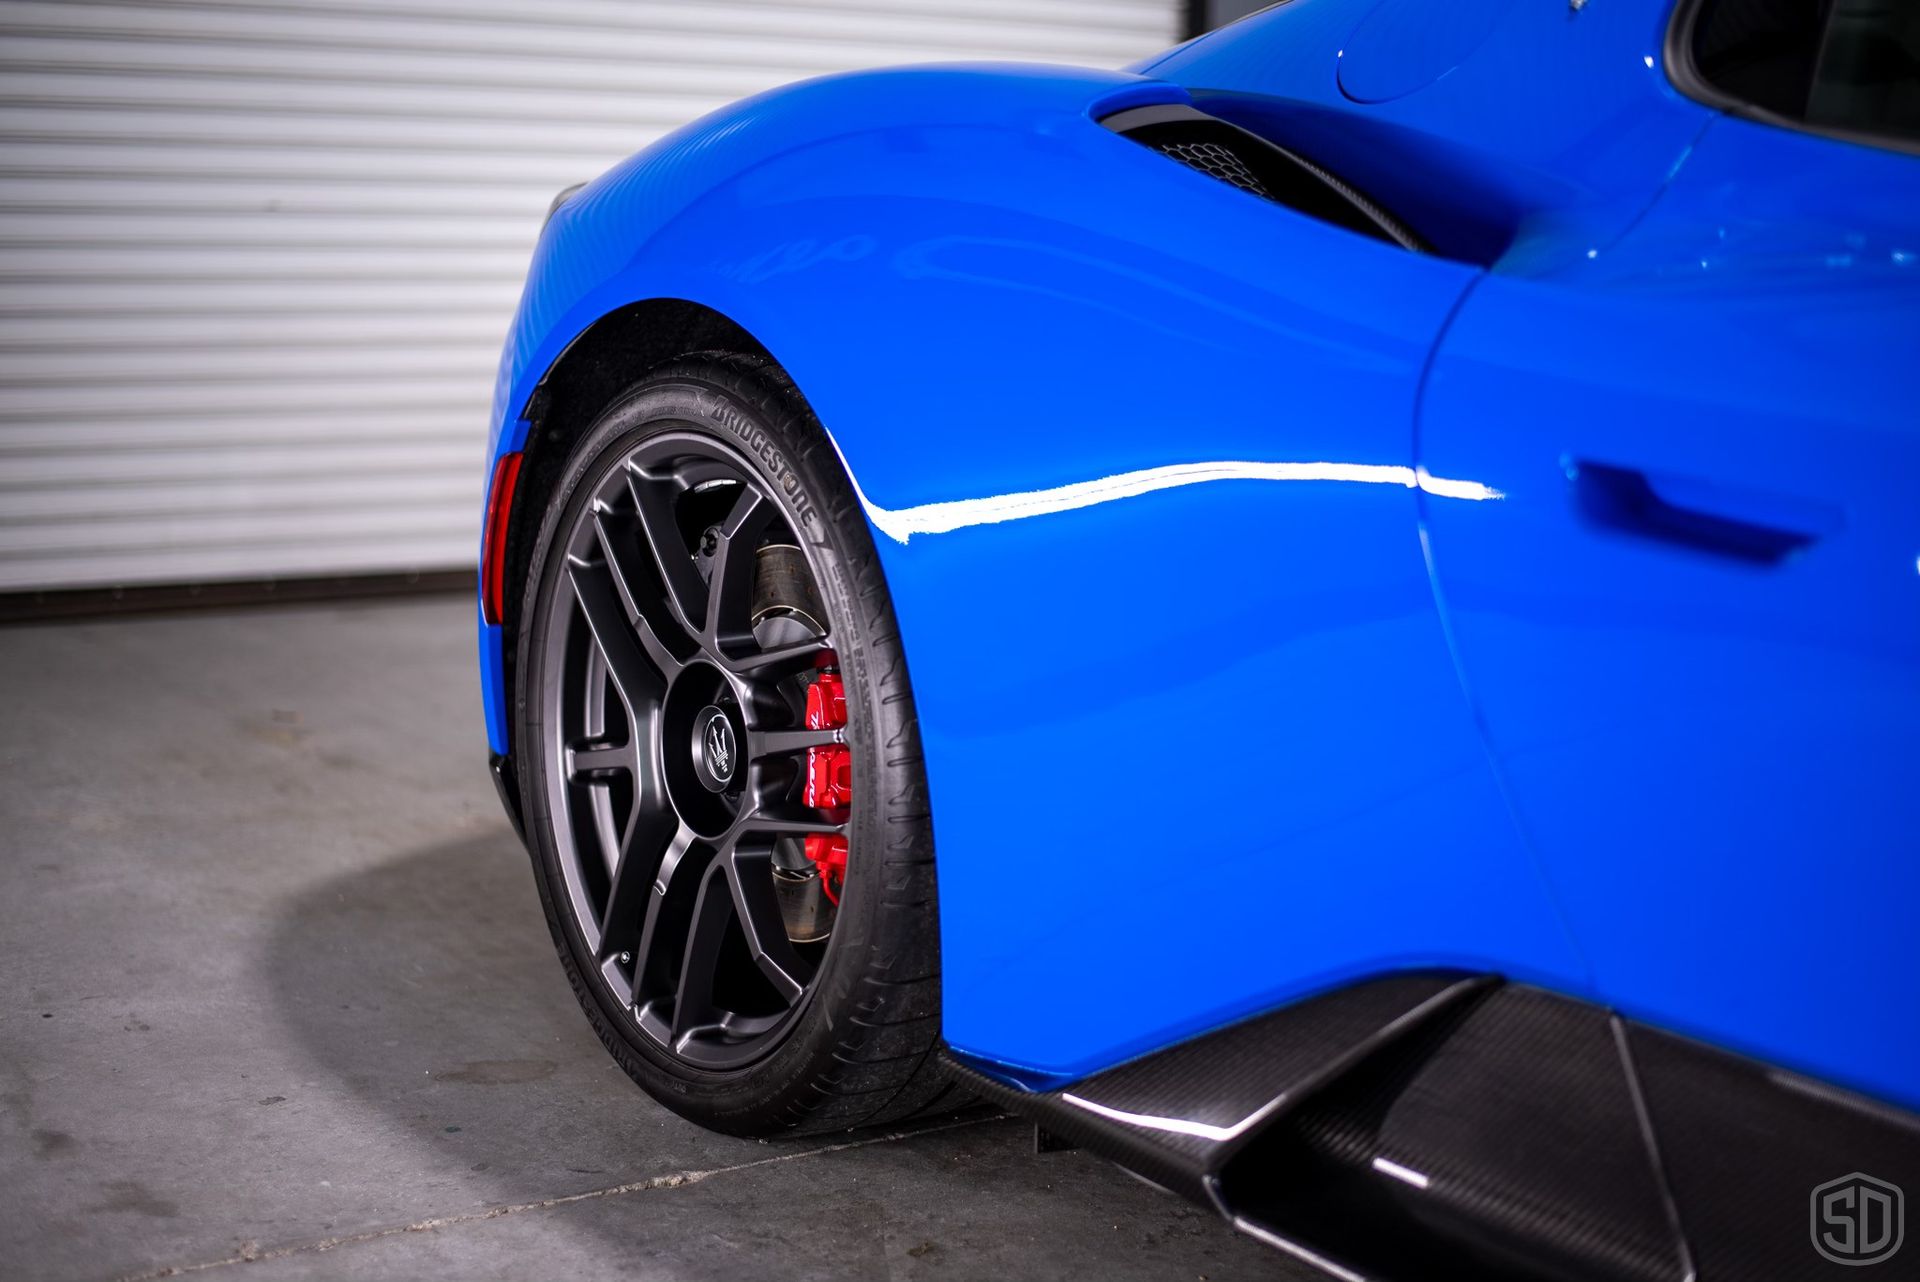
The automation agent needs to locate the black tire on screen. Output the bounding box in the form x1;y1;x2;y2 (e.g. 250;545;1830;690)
512;353;957;1136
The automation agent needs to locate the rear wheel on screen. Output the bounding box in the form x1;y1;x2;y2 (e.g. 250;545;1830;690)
513;354;954;1135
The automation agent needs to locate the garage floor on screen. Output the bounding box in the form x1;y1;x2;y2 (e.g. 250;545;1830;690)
0;597;1306;1282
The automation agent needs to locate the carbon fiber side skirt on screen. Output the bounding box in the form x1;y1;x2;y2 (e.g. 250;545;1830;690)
946;975;1920;1282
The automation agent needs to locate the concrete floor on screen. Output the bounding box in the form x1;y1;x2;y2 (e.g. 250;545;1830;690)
0;597;1307;1282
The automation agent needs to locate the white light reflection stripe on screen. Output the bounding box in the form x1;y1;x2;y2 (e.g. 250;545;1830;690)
1059;1092;1250;1143
827;453;1503;545
1371;1156;1432;1190
1414;465;1502;502
1057;1094;1443;1198
1233;1219;1370;1282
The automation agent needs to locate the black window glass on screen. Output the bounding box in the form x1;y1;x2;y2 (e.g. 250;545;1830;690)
1806;1;1920;142
1693;0;1823;119
1689;0;1920;146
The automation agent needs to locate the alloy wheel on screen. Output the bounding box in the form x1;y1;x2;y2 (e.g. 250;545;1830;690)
538;430;853;1071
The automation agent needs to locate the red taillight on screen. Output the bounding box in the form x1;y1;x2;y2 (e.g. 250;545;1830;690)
481;451;523;625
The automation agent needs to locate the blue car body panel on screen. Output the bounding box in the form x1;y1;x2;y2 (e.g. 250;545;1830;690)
1139;0;1710;275
482;0;1920;1107
1417;112;1920;1109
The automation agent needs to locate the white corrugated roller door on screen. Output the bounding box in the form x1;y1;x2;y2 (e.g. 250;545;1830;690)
0;0;1178;592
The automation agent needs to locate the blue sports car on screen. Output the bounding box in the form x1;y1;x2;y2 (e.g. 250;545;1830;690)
477;0;1920;1276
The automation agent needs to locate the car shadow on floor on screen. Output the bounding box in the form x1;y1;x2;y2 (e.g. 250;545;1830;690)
257;829;1298;1280
253;829;956;1272
260;825;885;1178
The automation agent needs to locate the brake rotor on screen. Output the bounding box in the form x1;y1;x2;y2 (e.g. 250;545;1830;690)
752;544;844;944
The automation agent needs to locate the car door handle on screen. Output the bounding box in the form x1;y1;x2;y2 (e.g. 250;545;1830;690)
1569;459;1843;564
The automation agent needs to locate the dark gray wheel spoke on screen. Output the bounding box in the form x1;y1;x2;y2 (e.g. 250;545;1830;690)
704;486;774;647
746;726;844;759
631;825;706;993
566;737;636;783
670;863;736;1042
724;847;813;1001
567;557;671;710
739;806;849;838
723;634;833;679
598;815;686;962
625;467;710;639
591;508;690;675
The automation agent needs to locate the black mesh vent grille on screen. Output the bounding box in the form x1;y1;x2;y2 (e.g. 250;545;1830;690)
1101;103;1426;253
1156;139;1272;200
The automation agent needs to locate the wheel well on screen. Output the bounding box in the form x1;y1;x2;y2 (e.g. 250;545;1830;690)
499;298;773;750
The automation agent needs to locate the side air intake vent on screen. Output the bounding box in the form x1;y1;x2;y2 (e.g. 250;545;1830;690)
1157;139;1274;199
1102;103;1427;253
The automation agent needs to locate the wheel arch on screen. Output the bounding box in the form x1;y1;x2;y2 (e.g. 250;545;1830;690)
495;298;779;763
481;62;1197;759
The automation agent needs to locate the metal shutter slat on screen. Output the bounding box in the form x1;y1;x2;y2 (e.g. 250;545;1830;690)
0;0;1176;591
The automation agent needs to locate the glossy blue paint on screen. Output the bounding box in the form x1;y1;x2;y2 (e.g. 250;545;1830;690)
480;612;507;752
1143;0;1708;273
1336;0;1520;105
479;0;1919;1106
1417;113;1920;1110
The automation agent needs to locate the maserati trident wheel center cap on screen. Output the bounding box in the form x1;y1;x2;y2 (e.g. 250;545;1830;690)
692;704;738;793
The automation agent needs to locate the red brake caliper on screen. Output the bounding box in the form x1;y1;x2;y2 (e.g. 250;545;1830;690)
802;664;851;903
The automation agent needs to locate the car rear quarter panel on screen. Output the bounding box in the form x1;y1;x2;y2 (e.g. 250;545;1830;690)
485;63;1594;1084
